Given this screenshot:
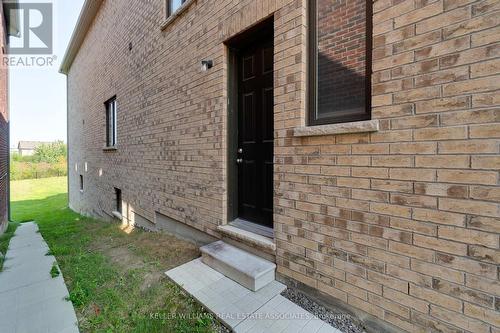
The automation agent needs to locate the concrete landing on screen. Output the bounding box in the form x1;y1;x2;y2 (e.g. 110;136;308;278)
0;222;79;333
200;240;276;291
166;258;342;333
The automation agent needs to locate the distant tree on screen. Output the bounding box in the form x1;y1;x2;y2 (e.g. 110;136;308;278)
33;141;67;163
11;152;21;161
11;151;35;162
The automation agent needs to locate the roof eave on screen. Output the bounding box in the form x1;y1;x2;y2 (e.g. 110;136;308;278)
59;0;104;75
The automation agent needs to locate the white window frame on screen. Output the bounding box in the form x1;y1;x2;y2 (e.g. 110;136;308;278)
166;0;187;18
105;97;117;148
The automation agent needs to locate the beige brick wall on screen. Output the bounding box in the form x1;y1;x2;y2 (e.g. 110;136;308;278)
67;0;499;332
68;0;287;235
275;1;499;332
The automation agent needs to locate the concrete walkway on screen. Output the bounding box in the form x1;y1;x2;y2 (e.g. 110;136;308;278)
0;222;79;333
167;258;342;333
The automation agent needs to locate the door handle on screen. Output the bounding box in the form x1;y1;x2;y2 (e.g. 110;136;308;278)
236;158;243;164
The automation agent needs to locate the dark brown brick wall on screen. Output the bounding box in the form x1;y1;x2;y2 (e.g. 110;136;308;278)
0;4;8;235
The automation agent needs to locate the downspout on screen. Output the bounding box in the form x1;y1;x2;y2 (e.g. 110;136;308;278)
65;74;69;203
7;81;9;222
6;47;10;221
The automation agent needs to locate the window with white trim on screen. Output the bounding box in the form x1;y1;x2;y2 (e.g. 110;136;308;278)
105;97;117;148
166;0;186;17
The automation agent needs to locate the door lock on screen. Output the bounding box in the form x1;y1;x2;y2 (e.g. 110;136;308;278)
238;148;243;153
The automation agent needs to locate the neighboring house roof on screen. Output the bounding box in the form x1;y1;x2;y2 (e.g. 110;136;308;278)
17;141;52;150
59;0;104;74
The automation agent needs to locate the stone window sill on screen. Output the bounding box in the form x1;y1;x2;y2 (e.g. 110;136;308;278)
293;120;379;137
160;0;196;30
103;146;117;151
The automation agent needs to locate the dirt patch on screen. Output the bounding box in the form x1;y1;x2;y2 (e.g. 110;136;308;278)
130;231;200;269
140;271;164;292
104;246;145;270
89;225;200;293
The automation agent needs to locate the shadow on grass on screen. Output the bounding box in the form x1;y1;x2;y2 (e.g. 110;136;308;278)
8;192;219;332
0;222;20;271
3;192;71;271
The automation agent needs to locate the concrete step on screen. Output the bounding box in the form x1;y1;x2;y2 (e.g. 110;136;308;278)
200;240;276;291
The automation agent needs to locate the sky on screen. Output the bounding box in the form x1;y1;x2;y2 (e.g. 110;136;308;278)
9;0;85;148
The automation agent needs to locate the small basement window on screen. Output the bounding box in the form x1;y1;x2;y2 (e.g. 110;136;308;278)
79;175;84;192
105;97;117;148
115;188;122;214
167;0;186;17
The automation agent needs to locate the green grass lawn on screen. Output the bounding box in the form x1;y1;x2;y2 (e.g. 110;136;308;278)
9;177;221;333
11;176;68;222
0;221;19;271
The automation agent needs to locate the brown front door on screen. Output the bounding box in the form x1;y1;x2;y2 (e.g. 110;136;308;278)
236;36;274;228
